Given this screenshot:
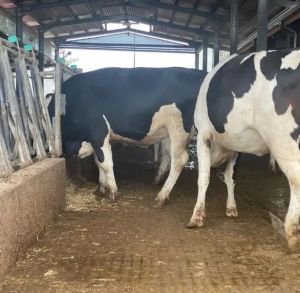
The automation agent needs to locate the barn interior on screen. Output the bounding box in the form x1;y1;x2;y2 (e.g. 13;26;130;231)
0;0;300;291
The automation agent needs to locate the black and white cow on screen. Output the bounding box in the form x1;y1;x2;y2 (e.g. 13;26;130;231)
61;67;206;203
188;50;300;251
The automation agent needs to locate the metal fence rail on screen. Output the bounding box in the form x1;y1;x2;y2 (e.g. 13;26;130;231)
54;63;75;157
0;36;75;179
0;44;32;169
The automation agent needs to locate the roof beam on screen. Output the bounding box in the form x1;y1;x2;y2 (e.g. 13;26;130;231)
170;0;180;23
134;0;228;21
271;0;299;8
19;0;98;12
186;0;201;27
51;28;201;47
60;43;195;53
145;16;228;39
43;14;124;31
42;14;229;39
86;2;104;31
128;28;201;46
52;28;127;42
19;0;228;22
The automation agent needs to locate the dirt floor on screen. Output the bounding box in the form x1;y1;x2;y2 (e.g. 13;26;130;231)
1;157;300;293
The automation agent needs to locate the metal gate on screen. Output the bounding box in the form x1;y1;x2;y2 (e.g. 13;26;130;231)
0;36;75;179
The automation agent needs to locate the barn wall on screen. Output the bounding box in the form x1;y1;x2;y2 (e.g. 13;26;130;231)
0;158;65;279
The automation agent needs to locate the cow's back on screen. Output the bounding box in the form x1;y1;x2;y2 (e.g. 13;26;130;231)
195;49;300;156
62;67;206;142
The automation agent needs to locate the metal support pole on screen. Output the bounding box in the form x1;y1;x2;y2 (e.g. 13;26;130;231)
16;7;23;42
203;37;208;71
55;41;60;62
257;0;269;51
54;63;63;156
213;24;220;66
38;27;45;74
195;50;200;69
282;26;297;49
230;0;239;54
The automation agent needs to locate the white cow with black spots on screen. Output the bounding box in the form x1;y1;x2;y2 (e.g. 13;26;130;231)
189;50;300;252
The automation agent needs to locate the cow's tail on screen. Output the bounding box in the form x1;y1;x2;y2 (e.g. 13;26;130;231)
102;114;111;136
102;114;110;129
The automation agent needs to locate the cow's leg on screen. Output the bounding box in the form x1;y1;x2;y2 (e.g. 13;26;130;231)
99;167;107;194
90;118;118;200
92;153;107;194
153;142;161;169
224;153;240;218
154;135;189;206
99;137;117;200
269;141;300;252
153;138;171;185
187;133;211;228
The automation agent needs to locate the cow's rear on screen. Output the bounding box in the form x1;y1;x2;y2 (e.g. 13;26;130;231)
192;50;300;252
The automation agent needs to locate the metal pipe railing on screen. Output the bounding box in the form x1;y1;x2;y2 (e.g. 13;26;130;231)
0;34;77;179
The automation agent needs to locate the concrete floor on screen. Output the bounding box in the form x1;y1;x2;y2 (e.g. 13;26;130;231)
1;159;300;293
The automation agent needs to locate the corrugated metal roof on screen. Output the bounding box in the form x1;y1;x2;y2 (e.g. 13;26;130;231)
2;0;300;51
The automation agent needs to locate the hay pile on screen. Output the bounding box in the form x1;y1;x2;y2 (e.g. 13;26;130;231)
65;181;139;212
65;181;106;212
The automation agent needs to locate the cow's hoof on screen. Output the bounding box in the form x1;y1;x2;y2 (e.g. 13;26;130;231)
154;195;168;207
154;198;166;208
109;192;118;202
287;225;300;253
100;186;106;193
95;187;105;198
154;201;164;208
186;219;204;228
226;207;238;218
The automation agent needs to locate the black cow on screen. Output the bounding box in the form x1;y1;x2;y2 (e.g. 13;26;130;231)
190;50;300;252
61;67;206;203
